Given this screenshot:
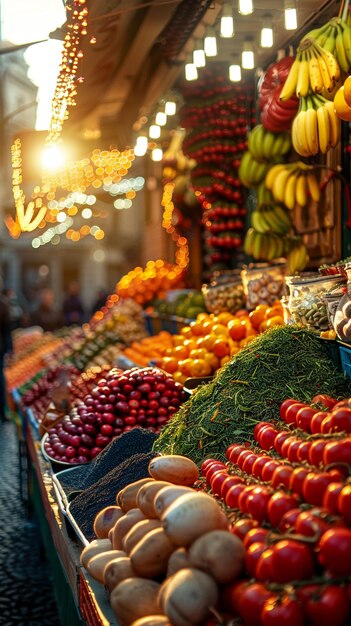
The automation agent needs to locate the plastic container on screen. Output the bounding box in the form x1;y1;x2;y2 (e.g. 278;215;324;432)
334;263;351;343
241;262;286;311
202;275;245;315
338;342;351;378
286;273;346;334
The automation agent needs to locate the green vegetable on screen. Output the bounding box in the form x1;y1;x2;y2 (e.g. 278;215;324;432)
153;326;351;464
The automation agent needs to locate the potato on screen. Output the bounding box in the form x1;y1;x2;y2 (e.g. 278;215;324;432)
94;506;124;538
148;456;199;486
167;548;190;576
104;556;135;592
188;530;245;583
153;486;193;518
110;578;162;626
136;481;171;518
130;527;176;578
162;492;228;546
160;568;218;626
117;478;154;512
86;550;126;584
111;508;147;550
80;538;113;568
130;616;170;626
123;519;162;554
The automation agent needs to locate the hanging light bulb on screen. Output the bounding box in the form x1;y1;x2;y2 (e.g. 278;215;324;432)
220;3;234;38
193;40;206;67
204;27;217;57
165;100;176;116
284;0;297;30
238;0;253;16
151;148;163;161
149;125;161;139
185;62;198;81
229;63;241;82
134;135;148;157
242;39;254;69
155;111;167;126
260;15;273;48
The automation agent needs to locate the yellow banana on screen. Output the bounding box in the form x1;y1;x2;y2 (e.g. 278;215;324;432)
322;26;338;54
341;20;351;64
252;231;264;260
316;103;330;153
251;210;268;234
308;46;323;93
273;205;292;230
324;100;341;147
280;54;301;101
315;47;334;92
296;50;310;97
272;168;294;203
319;47;341;81
244;227;256;256
306;173;321;203
305;97;319;155
238;151;253;187
265;164;287;190
262;131;276;160
295;174;307;207
335;23;350;72
284;172;299;210
293;101;310;157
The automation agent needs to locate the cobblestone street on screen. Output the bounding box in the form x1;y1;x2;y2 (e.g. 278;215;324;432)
0;420;60;626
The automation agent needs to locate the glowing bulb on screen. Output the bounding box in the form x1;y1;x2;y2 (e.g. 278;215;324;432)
134;135;148;156
165;101;176;116
193;47;206;68
155;111;167;126
238;0;253;15
242;41;254;69
149;124;161;139
185;63;198;81
284;1;297;30
41;144;66;170
220;4;234;38
204;28;217;56
261;17;273;47
151;148;163;161
229;64;241;81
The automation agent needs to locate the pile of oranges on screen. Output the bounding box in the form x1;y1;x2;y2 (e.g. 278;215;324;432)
122;300;284;384
116;260;185;305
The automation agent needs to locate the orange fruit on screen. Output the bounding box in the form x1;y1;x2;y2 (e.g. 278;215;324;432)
266;315;285;328
203;352;220;371
249;308;266;330
259;319;269;333
173;345;189;359
230;346;240;356
173;334;185;346
220;355;231;367
228;319;246;341
334;85;351;121
265;305;284;319
212;323;229;337
343;75;351;106
212;338;231;358
179;358;193;377
239;335;257;348
173;371;187;384
199;334;217;351
189;348;208;360
190;358;212;378
216;312;235;325
190;320;207;336
235;309;249;318
161;357;178;374
180;326;192;338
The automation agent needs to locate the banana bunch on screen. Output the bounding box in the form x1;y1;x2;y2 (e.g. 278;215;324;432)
257;181;274;207
304;16;351;73
286;238;310;274
251;204;292;235
244;227;286;261
265;162;321;210
291;93;340;157
280;39;341;100
238;151;271;188
248;125;291;162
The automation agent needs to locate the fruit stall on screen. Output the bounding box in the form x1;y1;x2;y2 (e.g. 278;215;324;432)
6;0;351;625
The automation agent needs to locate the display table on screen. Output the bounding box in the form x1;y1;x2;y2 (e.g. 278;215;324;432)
23;415;117;626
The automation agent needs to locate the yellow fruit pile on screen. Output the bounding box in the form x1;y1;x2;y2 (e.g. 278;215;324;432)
116;260;185;305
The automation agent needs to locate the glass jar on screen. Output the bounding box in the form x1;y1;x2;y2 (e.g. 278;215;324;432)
286;273;346;333
241;262;286;311
334;263;351;342
202;276;245;315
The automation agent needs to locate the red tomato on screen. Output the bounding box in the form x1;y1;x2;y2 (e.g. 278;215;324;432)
267;491;299;528
243;527;269;549
311;411;330;434
320;415;334;434
302;472;336;507
323;482;344;514
220;475;244;499
225;483;246;508
289;467;310;497
228;444;247;464
286;438;303;462
323;438;351;467
318;528;351;576
311;394;338;410
253;421;272;441
296;406;317;433
330;407;351;433
258;427;279;451
205;462;226;481
273;431;290;454
200;458;219;476
338;484;351;524
279;398;301;421
210;470;228;497
238;485;257;514
270;539;314;583
261;460;280;482
245;541;267;577
280;436;300;459
241;453;258;474
230;517;258;541
252;455;271;479
219;579;249;614
238;583;273;626
308;439;329;467
237;449;255;470
284;402;307;425
261;594;305;626
271;465;294;490
296;440;312;463
255;547;274;582
294;510;329;541
246;486;272;523
225;444;238;460
331;398;351;410
299;584;350;626
278;507;301;533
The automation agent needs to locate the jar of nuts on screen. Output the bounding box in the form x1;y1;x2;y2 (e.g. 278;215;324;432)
286;273;346;334
241;262;286;311
202;275;245;315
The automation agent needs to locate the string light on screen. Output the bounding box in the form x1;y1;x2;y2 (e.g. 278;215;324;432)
284;0;297;30
238;0;253;15
149;124;161;139
161;182;189;270
261;15;273;47
204;27;217;57
229;64;241;81
220;3;234;38
185;62;198;81
155;111;167;126
242;39;255;69
151;148;163;161
165;100;176;116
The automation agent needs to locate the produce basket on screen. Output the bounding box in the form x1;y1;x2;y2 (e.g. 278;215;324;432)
316;336;341;370
338;341;351;379
41;433;90;473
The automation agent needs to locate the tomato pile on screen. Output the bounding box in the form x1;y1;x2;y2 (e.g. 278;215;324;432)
199;393;351;626
44;367;186;464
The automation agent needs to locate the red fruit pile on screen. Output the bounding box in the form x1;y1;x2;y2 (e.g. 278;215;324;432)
44;366;186;464
21;364;79;419
258;58;299;133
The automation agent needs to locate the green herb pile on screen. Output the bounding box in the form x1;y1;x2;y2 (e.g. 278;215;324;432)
153;326;351;464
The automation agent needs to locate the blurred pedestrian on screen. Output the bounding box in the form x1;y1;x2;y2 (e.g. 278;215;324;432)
3;287;29;330
62;281;85;326
30;288;63;332
0;288;13;420
91;288;108;314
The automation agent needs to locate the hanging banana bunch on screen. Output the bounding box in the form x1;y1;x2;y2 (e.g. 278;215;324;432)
291;94;340;157
265;162;321;210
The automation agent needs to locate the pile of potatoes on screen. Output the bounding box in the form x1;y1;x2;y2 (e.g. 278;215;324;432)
80;455;245;626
